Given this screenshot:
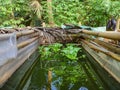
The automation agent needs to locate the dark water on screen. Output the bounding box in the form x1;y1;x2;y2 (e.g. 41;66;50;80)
22;57;108;90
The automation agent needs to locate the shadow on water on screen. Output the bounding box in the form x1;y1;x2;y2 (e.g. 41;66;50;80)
21;48;120;90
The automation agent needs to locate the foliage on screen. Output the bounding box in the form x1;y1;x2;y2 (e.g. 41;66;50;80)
52;0;120;26
38;43;103;89
0;0;26;27
83;0;120;26
0;0;120;27
52;0;86;25
38;43;85;84
62;44;80;60
0;0;42;27
39;43;80;61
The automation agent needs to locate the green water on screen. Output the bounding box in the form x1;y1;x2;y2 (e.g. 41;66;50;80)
22;58;107;90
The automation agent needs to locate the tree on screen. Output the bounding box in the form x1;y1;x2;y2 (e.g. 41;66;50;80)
0;0;120;27
47;0;55;27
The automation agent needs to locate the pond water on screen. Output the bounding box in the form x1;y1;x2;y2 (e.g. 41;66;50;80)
22;57;107;90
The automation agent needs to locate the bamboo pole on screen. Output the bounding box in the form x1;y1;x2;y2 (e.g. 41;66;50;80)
19;32;39;39
81;39;120;62
82;30;120;40
16;30;35;37
1;29;15;33
0;30;35;40
82;35;120;54
17;37;38;49
94;39;120;54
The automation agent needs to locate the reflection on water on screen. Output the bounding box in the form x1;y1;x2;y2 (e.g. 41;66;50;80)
23;58;106;90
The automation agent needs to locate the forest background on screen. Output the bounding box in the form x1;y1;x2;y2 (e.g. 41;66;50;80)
0;0;120;28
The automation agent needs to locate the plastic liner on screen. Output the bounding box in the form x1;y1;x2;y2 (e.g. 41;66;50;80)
0;33;17;66
61;24;106;32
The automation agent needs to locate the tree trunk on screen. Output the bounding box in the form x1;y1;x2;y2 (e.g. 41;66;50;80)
47;0;55;27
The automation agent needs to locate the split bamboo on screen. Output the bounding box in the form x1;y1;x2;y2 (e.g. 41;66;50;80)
81;39;120;62
82;30;120;40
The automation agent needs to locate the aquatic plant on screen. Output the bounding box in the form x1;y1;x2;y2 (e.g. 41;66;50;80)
39;43;81;61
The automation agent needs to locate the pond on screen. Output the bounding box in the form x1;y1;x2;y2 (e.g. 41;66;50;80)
22;56;107;90
21;44;120;90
